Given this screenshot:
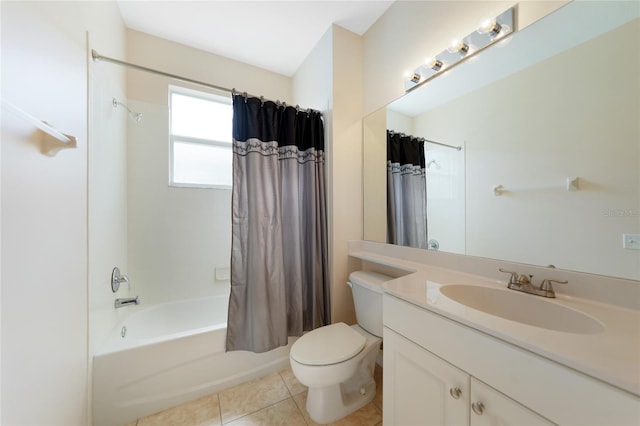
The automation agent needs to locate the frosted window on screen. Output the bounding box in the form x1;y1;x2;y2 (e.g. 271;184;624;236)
171;93;232;142
173;141;232;187
169;88;233;188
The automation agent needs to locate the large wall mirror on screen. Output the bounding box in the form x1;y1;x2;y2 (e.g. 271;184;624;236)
363;1;640;281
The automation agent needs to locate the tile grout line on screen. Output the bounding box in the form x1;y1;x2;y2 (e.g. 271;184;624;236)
221;396;296;425
279;370;311;425
278;370;311;425
217;392;223;426
220;374;292;425
289;392;310;426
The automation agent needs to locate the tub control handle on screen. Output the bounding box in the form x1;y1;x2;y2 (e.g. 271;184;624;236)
111;267;129;293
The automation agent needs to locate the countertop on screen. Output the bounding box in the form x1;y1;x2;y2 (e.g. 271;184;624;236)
351;250;640;398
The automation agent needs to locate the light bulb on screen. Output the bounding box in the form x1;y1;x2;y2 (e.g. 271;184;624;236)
478;18;502;37
447;39;469;56
425;57;443;71
478;18;509;38
405;71;421;83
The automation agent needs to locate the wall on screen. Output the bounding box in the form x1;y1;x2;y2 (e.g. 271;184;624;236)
420;144;466;255
1;1;126;424
330;26;364;323
362;107;387;243
125;30;293;306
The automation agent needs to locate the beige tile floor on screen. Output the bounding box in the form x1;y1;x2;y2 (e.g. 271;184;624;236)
125;365;383;426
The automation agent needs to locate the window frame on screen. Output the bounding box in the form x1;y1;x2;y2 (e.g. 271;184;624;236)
168;85;233;190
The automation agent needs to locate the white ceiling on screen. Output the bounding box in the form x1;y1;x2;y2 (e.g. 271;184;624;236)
117;0;394;77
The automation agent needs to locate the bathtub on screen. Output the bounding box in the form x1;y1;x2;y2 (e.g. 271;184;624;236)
92;295;292;426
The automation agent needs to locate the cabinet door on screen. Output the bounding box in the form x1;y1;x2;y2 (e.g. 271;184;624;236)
470;378;554;426
384;327;469;426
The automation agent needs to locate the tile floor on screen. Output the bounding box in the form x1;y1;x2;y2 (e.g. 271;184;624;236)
125;365;383;426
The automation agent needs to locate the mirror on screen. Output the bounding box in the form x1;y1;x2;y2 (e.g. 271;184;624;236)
363;1;640;281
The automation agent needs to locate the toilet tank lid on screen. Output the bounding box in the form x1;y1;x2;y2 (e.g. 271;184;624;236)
290;323;366;366
348;271;392;293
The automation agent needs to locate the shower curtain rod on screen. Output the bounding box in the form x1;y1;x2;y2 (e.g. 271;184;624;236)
91;49;320;114
388;130;462;151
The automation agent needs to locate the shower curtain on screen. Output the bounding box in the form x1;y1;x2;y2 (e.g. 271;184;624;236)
387;130;428;248
226;94;330;353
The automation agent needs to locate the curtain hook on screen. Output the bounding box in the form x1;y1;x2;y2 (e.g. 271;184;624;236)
260;96;265;107
232;88;237;96
296;104;300;115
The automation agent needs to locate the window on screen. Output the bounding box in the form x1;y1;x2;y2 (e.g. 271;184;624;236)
169;86;233;188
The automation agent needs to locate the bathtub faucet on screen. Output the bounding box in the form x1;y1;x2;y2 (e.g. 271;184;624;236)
115;296;140;308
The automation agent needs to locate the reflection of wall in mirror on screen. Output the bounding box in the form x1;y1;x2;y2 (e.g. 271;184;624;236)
415;19;639;279
423;145;465;254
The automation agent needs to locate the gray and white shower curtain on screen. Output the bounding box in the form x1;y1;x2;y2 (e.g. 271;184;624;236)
387;130;428;249
226;95;330;353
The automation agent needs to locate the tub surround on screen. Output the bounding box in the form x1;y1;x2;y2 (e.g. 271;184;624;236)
349;240;640;398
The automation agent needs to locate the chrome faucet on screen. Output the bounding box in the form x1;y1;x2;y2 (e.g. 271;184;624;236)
115;296;140;308
498;268;567;298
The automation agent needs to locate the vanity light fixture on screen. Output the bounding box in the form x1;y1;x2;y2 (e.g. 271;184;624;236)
405;7;515;92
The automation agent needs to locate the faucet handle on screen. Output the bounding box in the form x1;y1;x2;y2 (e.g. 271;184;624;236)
111;267;130;293
498;268;519;283
539;278;568;297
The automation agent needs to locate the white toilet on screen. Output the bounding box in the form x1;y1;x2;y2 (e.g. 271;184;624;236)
289;270;389;424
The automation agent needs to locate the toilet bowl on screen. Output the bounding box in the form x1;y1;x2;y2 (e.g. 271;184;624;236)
289;270;390;424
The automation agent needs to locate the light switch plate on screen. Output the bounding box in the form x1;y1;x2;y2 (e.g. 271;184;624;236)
623;234;640;250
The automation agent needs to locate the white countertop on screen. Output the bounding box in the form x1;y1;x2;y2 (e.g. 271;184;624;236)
351;250;640;397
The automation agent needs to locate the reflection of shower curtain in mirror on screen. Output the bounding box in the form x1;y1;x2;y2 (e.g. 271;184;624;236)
387;131;427;248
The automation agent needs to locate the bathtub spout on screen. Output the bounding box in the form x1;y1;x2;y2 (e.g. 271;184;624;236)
115;296;140;308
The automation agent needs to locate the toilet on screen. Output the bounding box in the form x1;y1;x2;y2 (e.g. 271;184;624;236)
289;270;390;424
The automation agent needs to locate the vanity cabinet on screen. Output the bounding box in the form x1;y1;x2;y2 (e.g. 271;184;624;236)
384;327;552;425
383;293;640;426
469;378;552;426
383;327;468;425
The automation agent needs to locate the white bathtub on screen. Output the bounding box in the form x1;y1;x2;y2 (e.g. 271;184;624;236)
92;295;292;426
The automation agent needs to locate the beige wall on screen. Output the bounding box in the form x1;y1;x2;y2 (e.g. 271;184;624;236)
362;107;387;244
329;25;364;324
1;1;126;424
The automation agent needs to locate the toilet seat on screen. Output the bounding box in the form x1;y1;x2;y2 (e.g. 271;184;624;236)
291;323;366;366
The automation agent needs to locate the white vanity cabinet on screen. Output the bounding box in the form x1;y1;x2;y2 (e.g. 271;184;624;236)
383;293;640;426
469;378;552;426
383;327;469;425
384;327;552;426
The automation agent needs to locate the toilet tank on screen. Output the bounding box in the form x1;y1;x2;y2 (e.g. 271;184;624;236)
348;270;391;337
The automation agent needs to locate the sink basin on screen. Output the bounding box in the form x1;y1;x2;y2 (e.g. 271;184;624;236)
439;284;604;334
